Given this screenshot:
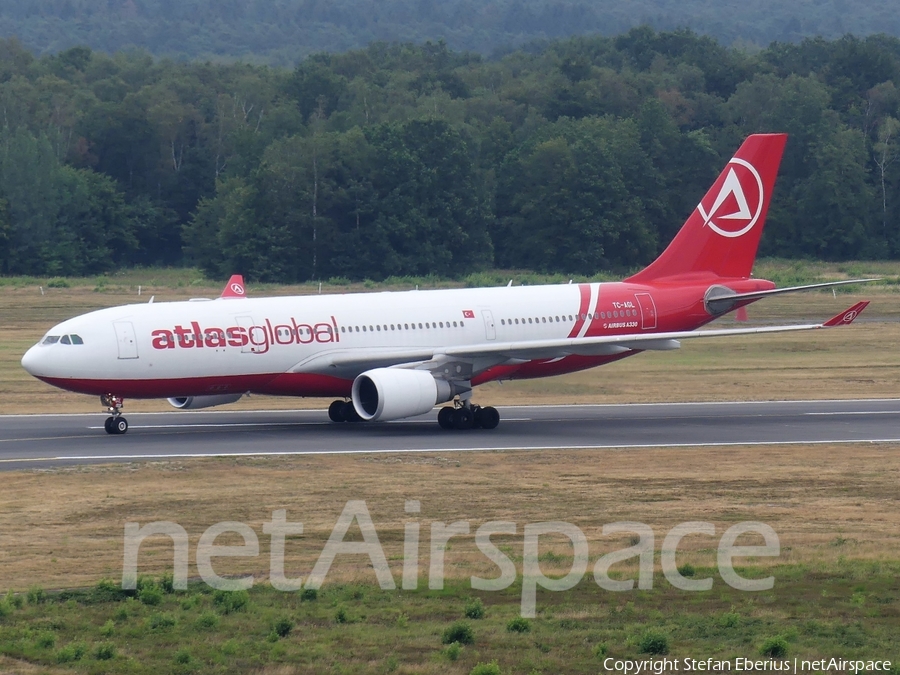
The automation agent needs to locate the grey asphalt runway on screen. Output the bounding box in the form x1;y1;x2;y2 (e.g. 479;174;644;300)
1;399;899;470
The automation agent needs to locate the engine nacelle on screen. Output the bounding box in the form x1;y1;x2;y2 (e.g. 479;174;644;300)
352;368;453;422
167;393;244;410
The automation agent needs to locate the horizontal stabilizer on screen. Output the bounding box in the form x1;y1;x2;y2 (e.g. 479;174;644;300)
708;279;878;312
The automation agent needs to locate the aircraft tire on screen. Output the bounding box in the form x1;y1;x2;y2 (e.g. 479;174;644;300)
437;407;455;430
477;406;500;430
470;405;483;428
104;417;115;434
113;417;128;434
454;407;474;430
341;401;361;422
328;400;346;423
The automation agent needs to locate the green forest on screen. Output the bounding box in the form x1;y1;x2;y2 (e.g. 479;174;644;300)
2;0;899;63
2;29;900;281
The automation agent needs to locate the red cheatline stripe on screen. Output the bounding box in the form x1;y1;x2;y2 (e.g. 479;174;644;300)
567;283;591;338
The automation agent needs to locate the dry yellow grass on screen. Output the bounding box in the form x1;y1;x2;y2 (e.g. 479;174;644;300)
1;443;898;593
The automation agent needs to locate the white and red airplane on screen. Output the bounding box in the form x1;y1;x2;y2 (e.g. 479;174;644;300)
22;133;873;434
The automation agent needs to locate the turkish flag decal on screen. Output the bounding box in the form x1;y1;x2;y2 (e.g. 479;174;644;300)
462;310;475;319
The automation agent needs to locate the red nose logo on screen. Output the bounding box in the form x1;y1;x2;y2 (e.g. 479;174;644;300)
698;159;764;238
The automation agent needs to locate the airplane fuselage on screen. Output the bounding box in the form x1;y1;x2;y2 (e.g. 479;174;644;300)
22;277;772;399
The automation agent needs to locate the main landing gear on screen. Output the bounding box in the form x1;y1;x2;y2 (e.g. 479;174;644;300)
438;402;500;431
326;398;500;430
101;394;128;435
328;399;362;423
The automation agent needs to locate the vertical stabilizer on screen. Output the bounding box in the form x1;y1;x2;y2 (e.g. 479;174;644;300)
220;275;247;299
626;134;787;283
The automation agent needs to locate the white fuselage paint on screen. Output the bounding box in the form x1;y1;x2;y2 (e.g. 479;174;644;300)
22;283;643;395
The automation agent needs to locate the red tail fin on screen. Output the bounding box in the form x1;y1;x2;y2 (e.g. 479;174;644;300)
626;134;788;283
220;275;247;299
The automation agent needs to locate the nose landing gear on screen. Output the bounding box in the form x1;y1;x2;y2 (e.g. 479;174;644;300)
101;394;128;435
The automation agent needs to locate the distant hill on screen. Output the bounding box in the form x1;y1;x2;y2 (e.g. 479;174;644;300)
1;0;899;64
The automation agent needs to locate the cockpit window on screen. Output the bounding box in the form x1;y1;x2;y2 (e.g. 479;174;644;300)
39;334;83;345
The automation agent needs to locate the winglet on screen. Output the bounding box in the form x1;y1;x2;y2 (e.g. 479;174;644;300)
220;275;247;299
822;301;869;327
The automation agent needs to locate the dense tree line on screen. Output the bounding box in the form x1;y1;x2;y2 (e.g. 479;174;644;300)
2;30;900;280
2;0;900;64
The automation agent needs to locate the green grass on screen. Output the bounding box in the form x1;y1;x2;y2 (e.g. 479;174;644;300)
1;259;897;295
1;567;899;674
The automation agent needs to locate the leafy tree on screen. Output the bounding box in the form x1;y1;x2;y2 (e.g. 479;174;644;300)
7;29;900;277
495;117;656;273
791;123;875;259
0;127;138;274
364;119;492;278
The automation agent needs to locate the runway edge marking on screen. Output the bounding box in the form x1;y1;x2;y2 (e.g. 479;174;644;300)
2;437;900;465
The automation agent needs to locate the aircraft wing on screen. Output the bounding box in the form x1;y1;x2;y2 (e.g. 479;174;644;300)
291;302;869;379
436;301;869;363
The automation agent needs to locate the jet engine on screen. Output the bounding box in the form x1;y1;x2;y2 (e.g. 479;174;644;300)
167;393;244;410
352;368;454;422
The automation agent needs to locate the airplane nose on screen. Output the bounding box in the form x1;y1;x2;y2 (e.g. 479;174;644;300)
21;344;43;376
